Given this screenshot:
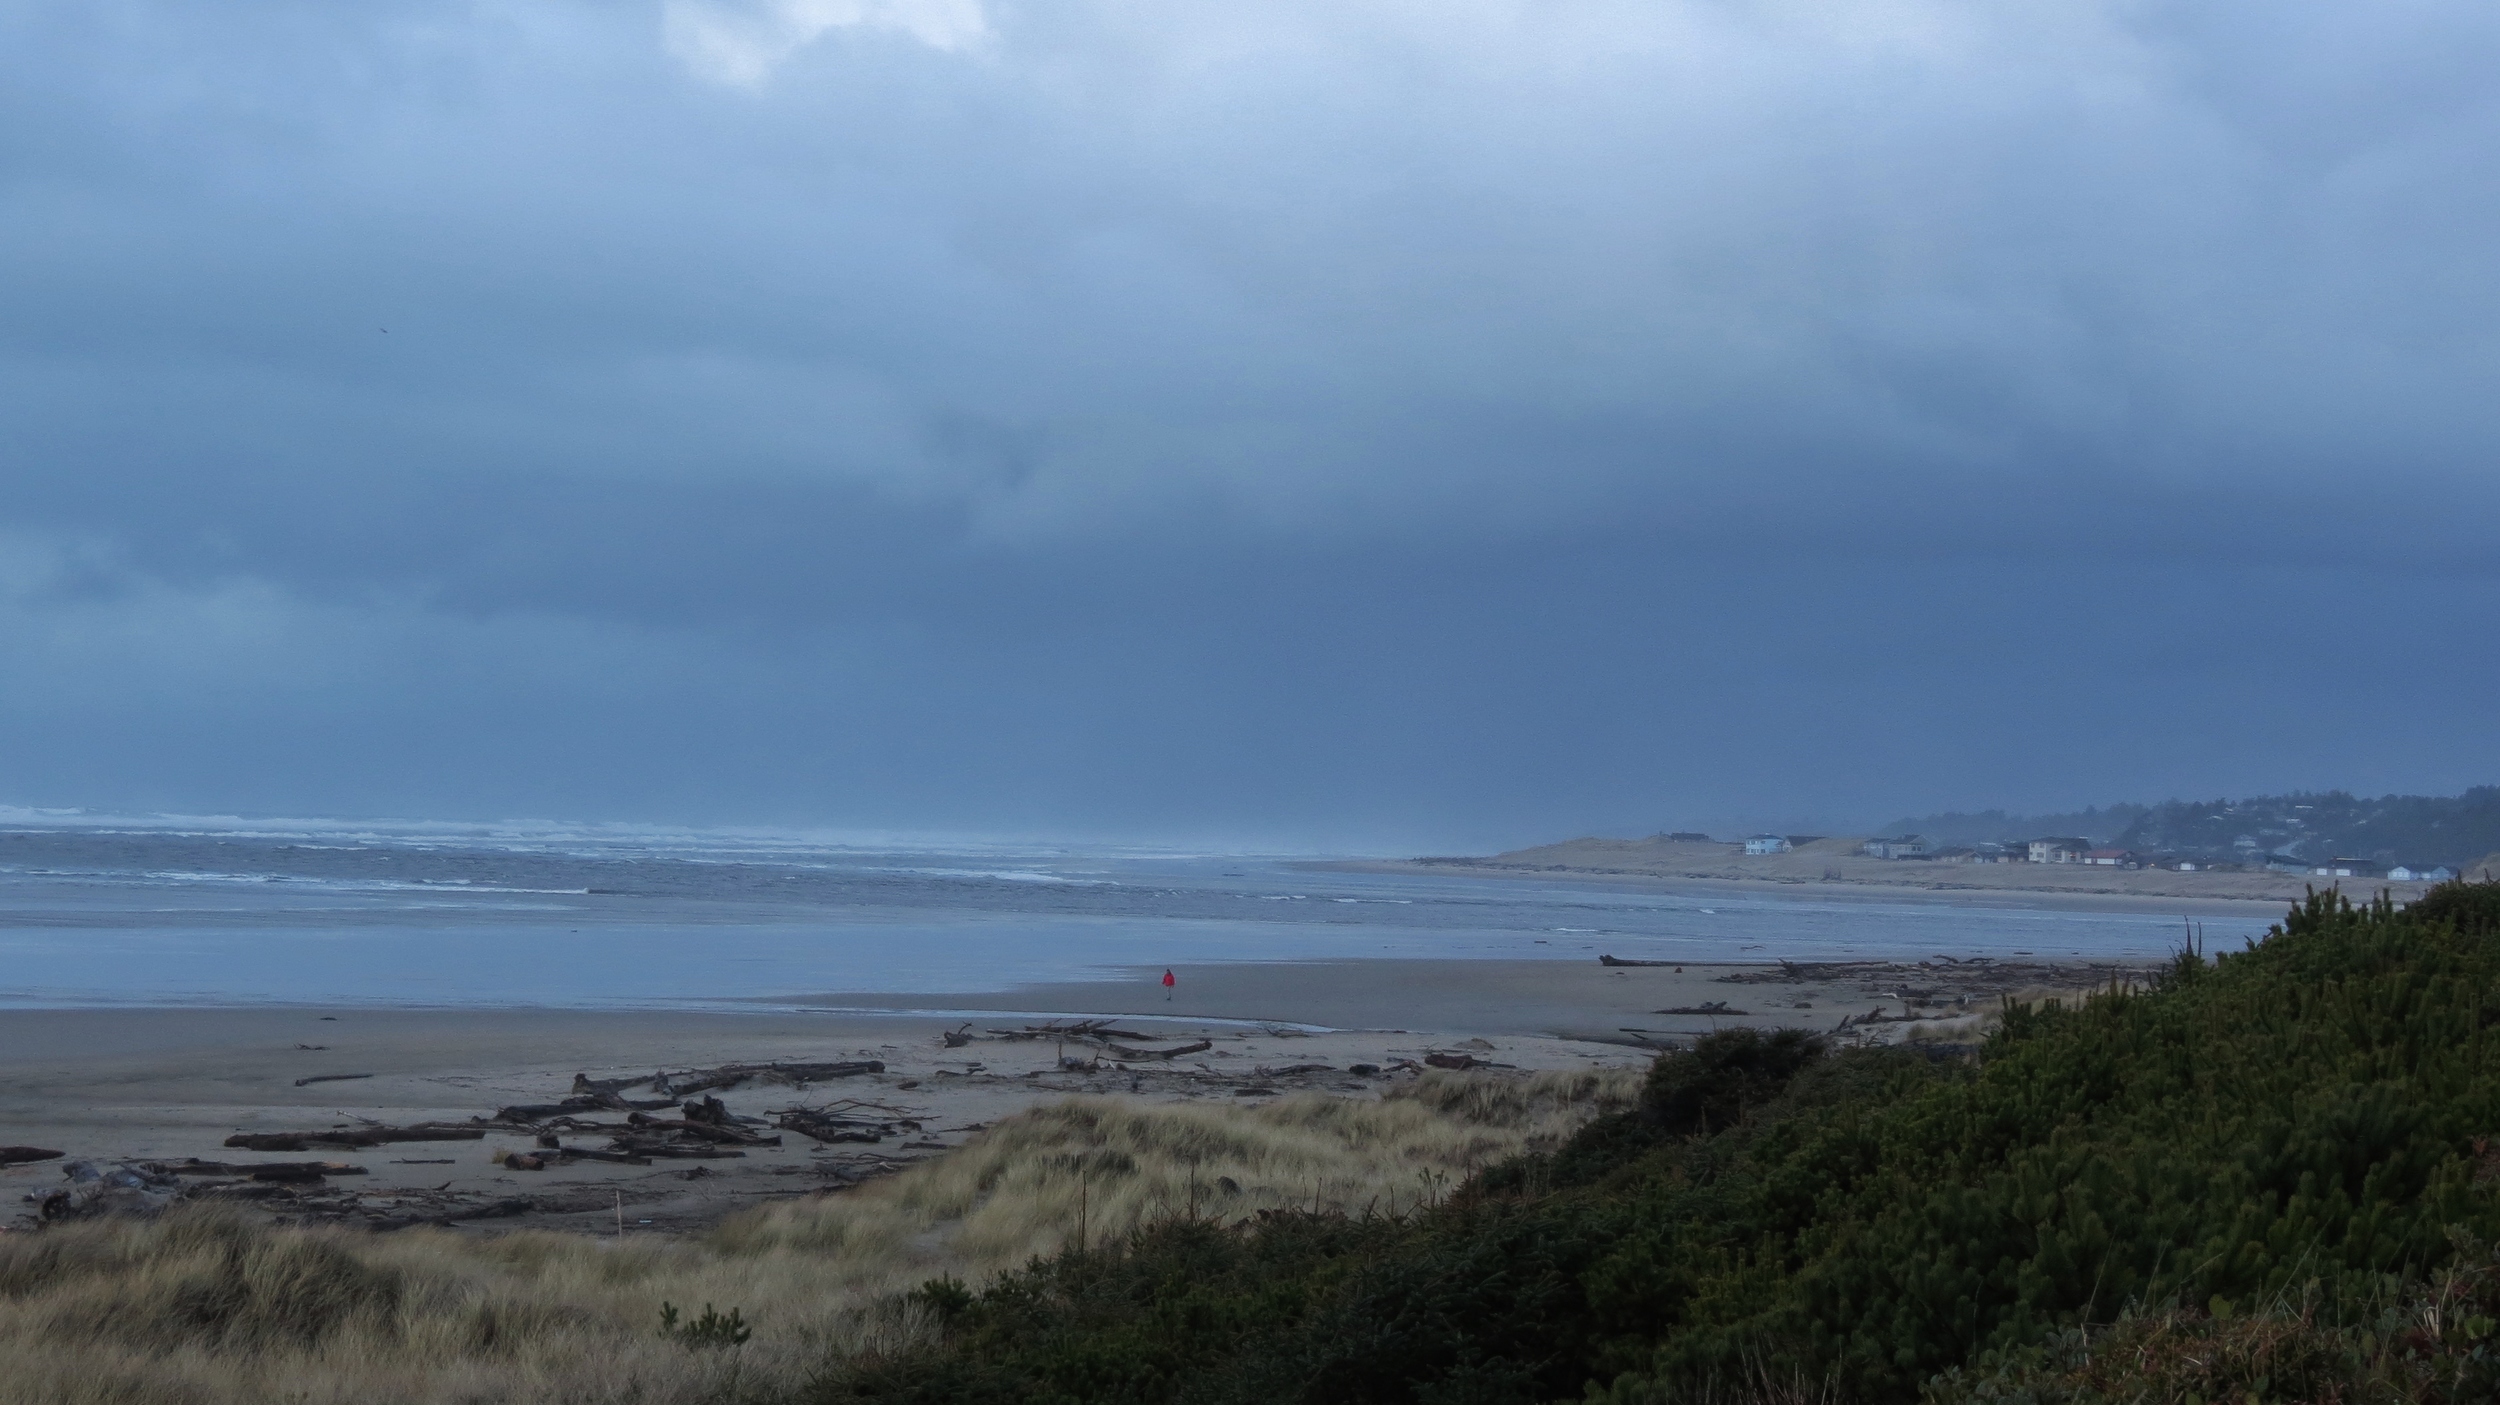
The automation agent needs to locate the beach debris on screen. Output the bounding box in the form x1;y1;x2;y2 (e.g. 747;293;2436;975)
34;1161;185;1220
225;1124;487;1151
0;1147;65;1165
1254;1063;1334;1078
617;1102;781;1147
550;1145;651;1165
1423;1052;1484;1070
1105;1039;1213;1060
984;1019;1214;1061
292;1072;375;1087
571;1072;659;1096
1652;1002;1747;1016
1598;955;1677;967
774;1097;921;1145
145;1159;368;1182
989;1019;1154;1043
942;1024;975;1048
493;1089;680;1120
649;1060;883;1096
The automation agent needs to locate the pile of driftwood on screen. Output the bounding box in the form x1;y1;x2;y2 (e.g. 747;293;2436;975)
776;1098;921;1145
13;1050;934;1230
636;1060;885;1096
973;1019;1212;1061
458;1061;895;1167
32;1158;383;1221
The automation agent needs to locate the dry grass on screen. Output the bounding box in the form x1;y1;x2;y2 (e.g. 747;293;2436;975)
1898;983;2137;1044
0;1070;1636;1405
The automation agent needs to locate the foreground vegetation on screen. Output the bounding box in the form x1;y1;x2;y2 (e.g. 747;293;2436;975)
9;882;2500;1403
0;1072;1634;1404
823;883;2500;1403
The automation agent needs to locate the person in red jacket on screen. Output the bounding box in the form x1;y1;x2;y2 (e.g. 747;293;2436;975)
1161;968;1176;1001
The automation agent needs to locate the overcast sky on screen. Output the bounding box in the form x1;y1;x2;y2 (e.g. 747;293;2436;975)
1;0;2495;849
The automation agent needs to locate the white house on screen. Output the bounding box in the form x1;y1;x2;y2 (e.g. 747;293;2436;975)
2029;837;2092;864
1743;834;1792;855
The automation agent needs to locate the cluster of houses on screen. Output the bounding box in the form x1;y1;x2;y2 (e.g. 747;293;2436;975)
1841;833;2457;881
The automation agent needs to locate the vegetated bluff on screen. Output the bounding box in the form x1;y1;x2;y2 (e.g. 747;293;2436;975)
1892;785;2500;867
822;882;2500;1404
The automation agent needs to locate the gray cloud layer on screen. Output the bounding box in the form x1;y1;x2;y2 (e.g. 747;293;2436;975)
2;0;2496;845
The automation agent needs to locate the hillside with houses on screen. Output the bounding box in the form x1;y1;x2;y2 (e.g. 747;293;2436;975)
1886;786;2500;873
1395;789;2500;899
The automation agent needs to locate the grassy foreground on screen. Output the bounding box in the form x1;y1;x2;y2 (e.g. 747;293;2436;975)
0;1069;1633;1404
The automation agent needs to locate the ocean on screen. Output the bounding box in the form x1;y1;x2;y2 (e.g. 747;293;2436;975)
0;813;2279;1010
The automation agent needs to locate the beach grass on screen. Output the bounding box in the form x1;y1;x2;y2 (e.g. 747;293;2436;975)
0;1069;1636;1405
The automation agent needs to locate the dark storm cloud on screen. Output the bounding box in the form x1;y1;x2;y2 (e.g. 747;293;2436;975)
1;0;2496;843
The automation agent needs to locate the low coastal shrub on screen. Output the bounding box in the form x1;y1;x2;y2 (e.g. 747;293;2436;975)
817;882;2500;1405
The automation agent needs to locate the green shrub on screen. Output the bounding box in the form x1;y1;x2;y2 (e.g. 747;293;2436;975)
660;1300;752;1350
1640;1027;1828;1135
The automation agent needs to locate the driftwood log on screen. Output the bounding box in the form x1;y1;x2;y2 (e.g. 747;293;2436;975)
292;1073;375;1087
649;1060;884;1095
1103;1039;1213;1061
1598;954;1677;967
0;1146;65;1165
607;1140;747;1159
547;1145;650;1165
148;1159;367;1180
570;1072;659;1096
493;1092;677;1122
224;1125;485;1151
623;1110;780;1146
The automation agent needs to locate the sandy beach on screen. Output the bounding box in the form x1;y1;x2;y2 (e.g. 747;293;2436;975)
1;949;2157;1235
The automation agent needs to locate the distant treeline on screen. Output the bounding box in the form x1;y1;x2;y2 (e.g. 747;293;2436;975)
1885;786;2500;867
817;883;2500;1404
